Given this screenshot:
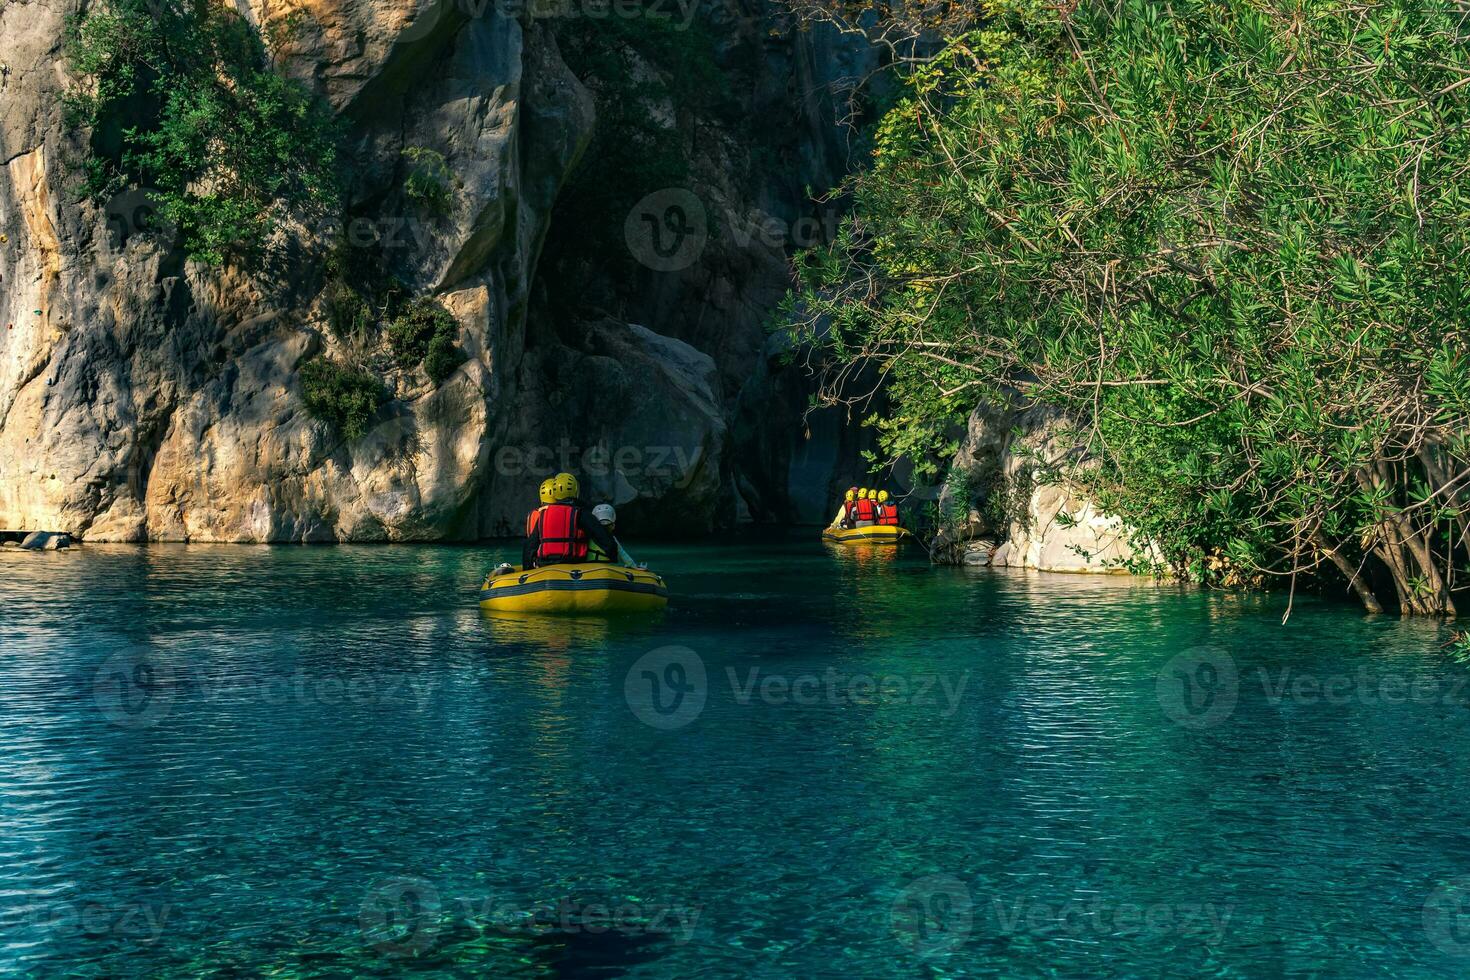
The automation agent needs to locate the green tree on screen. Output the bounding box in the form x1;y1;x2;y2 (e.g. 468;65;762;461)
66;0;338;265
792;0;1470;615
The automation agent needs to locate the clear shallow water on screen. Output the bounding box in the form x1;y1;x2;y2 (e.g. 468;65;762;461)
2;536;1470;977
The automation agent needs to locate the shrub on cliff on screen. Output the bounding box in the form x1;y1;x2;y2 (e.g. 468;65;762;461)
402;147;457;217
65;0;338;265
300;359;386;441
791;0;1470;615
387;299;465;384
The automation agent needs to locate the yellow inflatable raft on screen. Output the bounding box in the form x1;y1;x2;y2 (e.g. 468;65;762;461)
479;563;669;614
821;525;911;544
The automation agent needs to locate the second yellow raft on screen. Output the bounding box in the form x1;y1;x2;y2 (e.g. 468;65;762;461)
479;563;669;614
821;525;911;544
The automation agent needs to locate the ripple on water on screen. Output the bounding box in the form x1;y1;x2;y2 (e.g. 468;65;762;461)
1;541;1468;977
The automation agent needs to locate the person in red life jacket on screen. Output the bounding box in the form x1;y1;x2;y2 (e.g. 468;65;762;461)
522;472;619;569
876;489;901;526
829;487;860;529
853;488;878;527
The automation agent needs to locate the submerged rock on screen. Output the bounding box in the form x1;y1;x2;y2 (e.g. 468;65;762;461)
19;530;69;550
961;538;998;566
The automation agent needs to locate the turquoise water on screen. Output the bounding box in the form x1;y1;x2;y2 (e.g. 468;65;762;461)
3;537;1470;977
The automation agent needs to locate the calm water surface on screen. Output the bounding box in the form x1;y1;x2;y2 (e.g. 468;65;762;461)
3;537;1470;977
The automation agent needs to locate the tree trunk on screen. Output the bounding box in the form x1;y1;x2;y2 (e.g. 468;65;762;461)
1311;530;1385;613
1355;465;1456;617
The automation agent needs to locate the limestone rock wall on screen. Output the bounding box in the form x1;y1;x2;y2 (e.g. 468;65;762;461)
932;397;1144;574
5;0;866;541
0;0;889;540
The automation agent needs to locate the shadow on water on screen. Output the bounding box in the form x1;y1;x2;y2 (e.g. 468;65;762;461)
522;925;672;979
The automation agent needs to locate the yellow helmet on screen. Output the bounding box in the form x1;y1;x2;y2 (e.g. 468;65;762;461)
845;489;856;502
538;477;556;505
878;490;890;503
858;488;869;499
866;488;877;499
549;471;580;501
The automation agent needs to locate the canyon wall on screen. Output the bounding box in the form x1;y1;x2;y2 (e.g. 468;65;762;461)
0;0;874;540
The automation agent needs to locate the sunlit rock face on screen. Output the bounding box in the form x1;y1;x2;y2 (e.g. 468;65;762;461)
0;2;622;541
932;398;1144;574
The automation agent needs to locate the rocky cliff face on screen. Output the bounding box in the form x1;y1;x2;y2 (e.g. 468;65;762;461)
0;0;874;540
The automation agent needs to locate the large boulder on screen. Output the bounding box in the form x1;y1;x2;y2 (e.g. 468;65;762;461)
19;530;70;550
477;320;729;537
934;397;1143;573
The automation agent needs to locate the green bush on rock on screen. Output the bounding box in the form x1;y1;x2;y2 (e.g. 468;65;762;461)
65;0;338;265
324;280;375;345
387;298;466;384
300;359;386;441
423;331;467;386
402;147;457;217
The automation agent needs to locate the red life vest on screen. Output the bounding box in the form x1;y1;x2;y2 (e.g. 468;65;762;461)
530;502;588;562
855;497;877;522
877;502;900;526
